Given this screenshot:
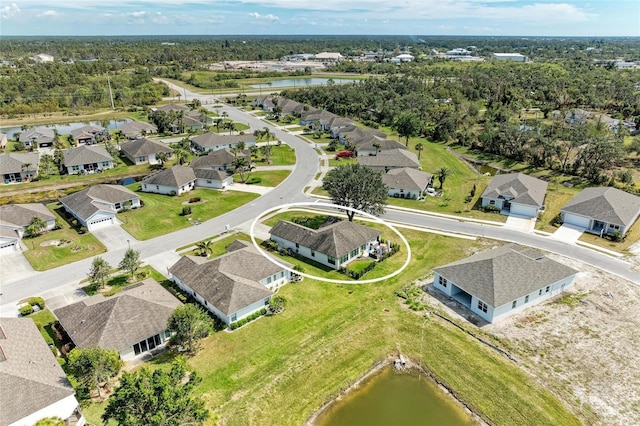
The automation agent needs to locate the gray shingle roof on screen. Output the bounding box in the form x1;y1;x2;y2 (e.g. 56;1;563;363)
0;203;55;228
561;187;640;228
357;149;420;169
0;318;76;425
270;220;381;258
0;152;40;174
60;184;139;221
121;137;173;157
193;169;229;181
142;166;196;188
336;125;386;140
156;103;190;112
382;168;433;192
434;244;578;307
190;148;251;169
63;145;113;167
481;173;548;208
190;133;255;149
54;279;181;351
18;127;55;144
169;246;289;316
119;121;157;138
70;125;103;140
355;136;406;153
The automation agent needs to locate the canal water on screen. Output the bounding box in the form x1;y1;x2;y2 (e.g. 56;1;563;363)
250;78;356;89
0;118;131;139
315;367;476;426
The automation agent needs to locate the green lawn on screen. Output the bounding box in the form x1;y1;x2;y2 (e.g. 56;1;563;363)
119;187;259;240
28;309;57;345
22;203;106;271
234;170;290;187
182;232;254;258
253;144;296;166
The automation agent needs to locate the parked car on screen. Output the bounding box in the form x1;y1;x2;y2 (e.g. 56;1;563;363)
336;150;354;158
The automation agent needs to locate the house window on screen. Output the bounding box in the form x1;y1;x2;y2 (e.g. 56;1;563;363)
204;300;208;306
311;250;315;257
489;200;496;205
156;185;160;190
512;301;517;309
539;289;543;296
102;162;110;167
545;286;550;293
327;255;336;265
295;243;299;248
525;295;529;303
207;180;212;184
610;224;620;230
350;248;359;257
72;165;80;171
266;277;272;284
439;276;448;288
400;189;404;193
231;314;237;322
477;300;488;313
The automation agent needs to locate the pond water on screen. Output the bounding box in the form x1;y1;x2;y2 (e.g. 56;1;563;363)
0;118;132;139
478;164;500;176
249;78;357;89
315;367;475;426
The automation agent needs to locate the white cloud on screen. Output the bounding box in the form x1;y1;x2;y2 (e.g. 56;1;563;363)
38;10;60;17
249;12;279;21
128;11;147;17
1;3;20;19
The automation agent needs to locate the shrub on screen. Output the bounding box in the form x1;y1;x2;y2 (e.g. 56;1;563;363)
181;206;192;216
169;190;177;196
19;305;34;316
28;297;45;310
188;197;201;203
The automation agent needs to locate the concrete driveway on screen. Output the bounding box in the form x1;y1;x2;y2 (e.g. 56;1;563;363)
92;225;137;251
0;250;36;286
504;214;536;232
550;224;585;244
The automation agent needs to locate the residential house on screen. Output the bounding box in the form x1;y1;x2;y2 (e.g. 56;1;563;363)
254;96;305;116
59;184;141;231
54;280;181;361
169;242;292;324
0;203;56;253
141;166;196;195
63;145;114;175
354;136;406;157
334;125;386;142
324;116;354;133
300;110;338;129
69;125;104;145
0;152;39;184
561;187;640;237
357;149;421;172
118;121;158;140
433;244;578;323
0;318;85;426
155;104;206;132
189;148;251;172
190;133;256;153
120;137;173;165
19;127;55;149
382;168;433;199
194;169;234;190
270;220;381;270
480;173;548;218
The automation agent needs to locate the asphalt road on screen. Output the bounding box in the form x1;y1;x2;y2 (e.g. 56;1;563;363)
1;81;638;314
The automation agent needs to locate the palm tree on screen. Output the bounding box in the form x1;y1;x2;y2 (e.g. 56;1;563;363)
372;142;381;156
173;148;189;165
435;167;453;190
415;142;424;160
156;151;169;168
195;240;213;257
227;122;237;135
263;126;272;144
214;118;224;133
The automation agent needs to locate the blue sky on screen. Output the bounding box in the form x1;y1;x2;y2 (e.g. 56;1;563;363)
1;0;638;36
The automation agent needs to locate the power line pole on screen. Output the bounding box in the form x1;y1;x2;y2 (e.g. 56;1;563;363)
107;75;115;109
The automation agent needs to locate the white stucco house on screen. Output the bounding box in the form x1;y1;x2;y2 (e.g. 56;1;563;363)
270;220;382;270
382;168;433;200
0;203;56;253
190;133;256;153
54;279;181;361
59;184;141;231
18;127;55;149
194;169;234;190
433;244;578;323
481;173;548;218
120;137;173;165
0;152;39;184
141;166;196;196
561;187;640;237
169;241;292;325
63;145;115;175
189;148;251;172
0;318;85;426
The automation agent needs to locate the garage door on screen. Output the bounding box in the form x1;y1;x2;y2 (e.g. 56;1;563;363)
0;241;18;253
88;217;114;231
511;204;537;218
563;212;590;228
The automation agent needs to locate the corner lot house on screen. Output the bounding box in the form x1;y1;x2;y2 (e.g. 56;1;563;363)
357;149;421;172
19;127;55;149
433;244;578;323
0;203;56;252
382;168;433;199
561;187;640;237
190;148;251;172
54;279;181;361
0;318;85;426
120;137;173;165
270;220;381;270
481;173;548;218
141;166;196;195
169;242;291;325
194;169;234;190
60;184;141;231
63;145;114;175
190;133;256;153
0;152;39;184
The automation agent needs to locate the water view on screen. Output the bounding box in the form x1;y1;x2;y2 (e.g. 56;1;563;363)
250;78;357;89
315;367;476;426
0;119;132;139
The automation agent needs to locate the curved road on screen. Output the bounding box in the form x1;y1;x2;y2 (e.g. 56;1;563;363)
1;81;638;314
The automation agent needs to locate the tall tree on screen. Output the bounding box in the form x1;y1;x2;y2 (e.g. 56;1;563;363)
119;248;141;280
25;216;47;238
323;163;388;221
435;167;453;189
88;256;111;290
155;151;169;168
67;346;122;398
103;359;209;426
392;112;420;146
415;142;424;160
260;144;273;164
167;304;213;353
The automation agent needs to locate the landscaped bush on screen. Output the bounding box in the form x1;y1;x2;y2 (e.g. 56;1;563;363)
229;308;267;330
181;206;192;216
188;197;201;203
482;205;500;213
19;305;34;316
28;297;45;310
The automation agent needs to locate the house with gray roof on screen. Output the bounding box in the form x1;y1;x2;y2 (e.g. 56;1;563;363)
194;168;234;190
270;220;381;270
70;125;104;145
0;152;39;184
190;132;255;153
382;168;433;200
54;279;181;361
169;243;292;325
0;318;85;426
357;149;421;172
60;184;141;231
63;145;114;175
118;120;158;140
19;127;55;148
0;203;56;253
120;137;173;165
481;173;548;218
433;244;578;323
561;187;640;237
190;148;251;172
334;125;386;142
354;136;406;157
141;166;196;195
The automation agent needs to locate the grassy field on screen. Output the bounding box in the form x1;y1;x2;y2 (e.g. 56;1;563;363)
22;202;106;270
253;144;296;166
119;187;259;240
234;170;290;187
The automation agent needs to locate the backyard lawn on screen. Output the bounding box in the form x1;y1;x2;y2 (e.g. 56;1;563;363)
119;187;259;240
253;144;296;166
234;170;290;187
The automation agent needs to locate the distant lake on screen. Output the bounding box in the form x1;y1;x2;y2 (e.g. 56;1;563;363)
250;78;357;89
0;119;132;139
315;367;475;426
